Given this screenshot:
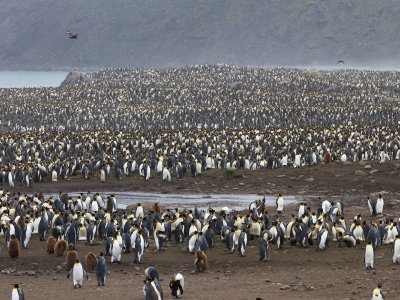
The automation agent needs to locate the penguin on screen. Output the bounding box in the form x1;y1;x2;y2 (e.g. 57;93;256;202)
237;230;248;257
197;231;209;252
86;222;96;245
367;197;377;216
376;195;384;215
143;278;163;300
46;235;57;253
134;230;145;264
145;266;160;281
195;250;208;272
51;169;58;182
23;220;33;248
169;273;184;298
225;229;235;253
365;241;374;270
85;252;98;272
338;231;356;248
187;231;198;253
38;215;48;241
54;239;68;257
136;203;144;219
316;227;329;250
99;169;106;182
276;194;284;214
67;259;88;288
8;234;20;258
259;231;270;262
11;283;24;300
95;252;107;286
110;235;122;263
162;167;172;181
204;225;215;248
392;235;400;264
66;243;78;270
371;283;384;300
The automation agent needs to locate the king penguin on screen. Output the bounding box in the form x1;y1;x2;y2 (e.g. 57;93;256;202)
365;240;374;270
392;235;400;264
11;283;24;300
169;273;184;299
371;283;384;300
134;230;145;264
67;259;88;288
95;252;107;286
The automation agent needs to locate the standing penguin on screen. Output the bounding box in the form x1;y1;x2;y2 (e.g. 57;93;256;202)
67;259;88;288
110;234;122;263
8;234;20;258
187;231;198;253
195;250;208;272
367;197;377;216
392;235;400;264
143;278;163;300
371;283;384;300
259;230;270;262
316;226;329;250
134;230;145;264
365;241;374;270
169;273;184;299
237;230;248;257
95;252;107;286
276;194;284;214
11;283;24;300
376;195;384;215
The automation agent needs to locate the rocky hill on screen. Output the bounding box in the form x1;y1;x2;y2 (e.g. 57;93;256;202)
1;0;400;70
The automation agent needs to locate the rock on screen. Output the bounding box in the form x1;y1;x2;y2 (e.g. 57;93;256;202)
265;279;271;283
264;189;274;194
280;285;291;290
364;164;372;169
53;276;57;280
60;71;83;86
342;161;352;165
238;182;245;186
27;271;36;276
277;175;286;178
345;278;353;284
56;265;63;272
355;170;368;176
369;169;379;175
305;177;314;182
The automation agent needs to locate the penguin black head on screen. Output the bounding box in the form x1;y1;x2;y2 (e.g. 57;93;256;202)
378;283;382;288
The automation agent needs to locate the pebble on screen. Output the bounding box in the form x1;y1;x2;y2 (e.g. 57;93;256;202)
364;164;372;169
280;285;291;290
305;177;314;182
27;271;36;276
345;278;353;284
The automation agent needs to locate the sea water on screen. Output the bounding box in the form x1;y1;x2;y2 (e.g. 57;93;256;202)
0;71;69;88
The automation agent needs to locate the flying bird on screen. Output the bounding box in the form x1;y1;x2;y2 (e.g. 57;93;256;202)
337;60;344;64
67;31;78;39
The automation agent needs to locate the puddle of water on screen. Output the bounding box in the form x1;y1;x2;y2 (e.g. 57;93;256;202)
45;192;298;211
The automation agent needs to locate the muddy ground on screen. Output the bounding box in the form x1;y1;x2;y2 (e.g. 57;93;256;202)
1;161;400;300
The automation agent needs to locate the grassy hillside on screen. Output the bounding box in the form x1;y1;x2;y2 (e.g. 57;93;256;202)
1;0;400;70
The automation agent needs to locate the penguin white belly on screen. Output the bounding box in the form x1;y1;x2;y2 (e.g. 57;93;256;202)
32;218;40;234
51;170;58;182
24;223;33;247
100;170;106;182
188;235;197;253
73;265;84;285
79;227;87;241
318;231;328;249
111;242;122;262
365;246;374;269
353;227;364;242
250;223;261;236
393;240;400;263
376;200;384;214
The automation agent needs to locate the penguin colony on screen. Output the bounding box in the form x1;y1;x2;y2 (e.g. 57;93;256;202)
0;66;399;188
1;190;396;298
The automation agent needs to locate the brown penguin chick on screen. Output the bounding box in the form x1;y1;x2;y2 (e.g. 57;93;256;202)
195;250;208;272
153;202;161;214
46;236;57;254
84;252;98;272
54;240;68;257
8;234;20;258
66;243;78;270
